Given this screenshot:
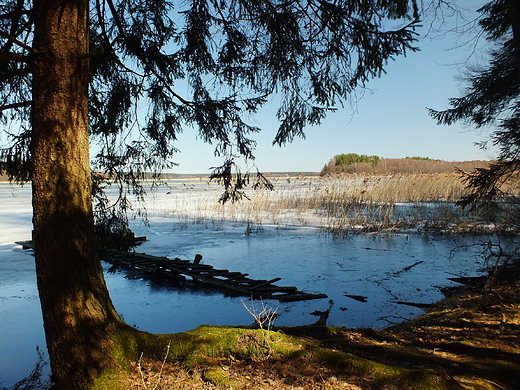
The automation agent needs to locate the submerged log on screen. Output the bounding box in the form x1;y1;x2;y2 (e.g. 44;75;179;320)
447;276;486;285
344;294;368;302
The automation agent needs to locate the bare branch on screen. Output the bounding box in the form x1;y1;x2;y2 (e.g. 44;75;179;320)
0;101;32;112
0;52;30;62
0;30;34;53
0;9;31;21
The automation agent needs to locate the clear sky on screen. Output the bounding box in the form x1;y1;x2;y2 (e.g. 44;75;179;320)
171;1;493;174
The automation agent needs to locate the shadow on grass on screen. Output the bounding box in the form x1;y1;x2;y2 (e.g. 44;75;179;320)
283;324;520;389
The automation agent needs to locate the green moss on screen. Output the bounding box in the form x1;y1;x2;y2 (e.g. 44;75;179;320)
107;325;305;368
89;368;128;390
202;368;236;388
112;326;140;371
178;325;305;366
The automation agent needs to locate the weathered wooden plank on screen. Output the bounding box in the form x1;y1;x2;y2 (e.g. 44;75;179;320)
248;278;282;289
257;285;298;292
169;263;214;270
220;272;242;278
117;252;169;262
226;273;250;281
202;270;235;276
15;241;34;250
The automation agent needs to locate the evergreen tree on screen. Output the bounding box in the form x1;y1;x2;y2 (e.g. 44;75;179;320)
429;0;520;209
1;1;420;388
335;153;380;167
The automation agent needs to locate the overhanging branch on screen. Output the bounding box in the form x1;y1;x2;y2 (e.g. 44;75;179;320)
0;30;34;53
0;101;32;112
0;52;30;62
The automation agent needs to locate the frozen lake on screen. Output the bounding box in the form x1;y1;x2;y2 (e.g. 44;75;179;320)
0;181;495;387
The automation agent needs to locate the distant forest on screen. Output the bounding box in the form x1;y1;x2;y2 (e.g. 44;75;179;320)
320;154;492;175
0;156;492;182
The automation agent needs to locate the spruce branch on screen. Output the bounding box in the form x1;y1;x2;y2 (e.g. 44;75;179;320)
0;30;34;53
0;52;30;62
0;100;32;112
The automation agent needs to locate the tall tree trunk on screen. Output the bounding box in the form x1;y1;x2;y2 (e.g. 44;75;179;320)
31;0;124;388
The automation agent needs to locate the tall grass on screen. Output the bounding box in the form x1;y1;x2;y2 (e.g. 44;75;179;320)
151;174;520;236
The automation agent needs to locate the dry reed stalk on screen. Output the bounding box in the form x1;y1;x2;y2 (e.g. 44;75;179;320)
153;174;519;235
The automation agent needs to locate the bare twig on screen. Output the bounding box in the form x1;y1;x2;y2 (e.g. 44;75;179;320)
137;352;148;390
153;341;171;390
0;101;32;112
241;297;279;330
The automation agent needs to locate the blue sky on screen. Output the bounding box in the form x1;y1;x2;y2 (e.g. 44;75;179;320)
171;1;493;174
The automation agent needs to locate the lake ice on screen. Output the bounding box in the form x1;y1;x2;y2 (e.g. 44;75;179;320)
0;181;491;387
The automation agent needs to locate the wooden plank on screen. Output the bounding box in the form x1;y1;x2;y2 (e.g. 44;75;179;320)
169;259;191;264
220;272;242;278
127;259;159;266
202;270;235;276
15;241;34;250
257;285;298;292
248;278;282;289
169;263;214;270
129;253;170;262
226;273;250;281
188;273;261;295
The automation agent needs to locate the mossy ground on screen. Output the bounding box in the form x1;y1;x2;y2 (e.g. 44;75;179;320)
105;265;520;390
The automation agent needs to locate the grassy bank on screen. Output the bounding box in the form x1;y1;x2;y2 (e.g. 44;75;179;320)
113;264;520;390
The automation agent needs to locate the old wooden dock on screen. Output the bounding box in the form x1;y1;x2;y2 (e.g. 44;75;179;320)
106;252;327;302
15;240;327;302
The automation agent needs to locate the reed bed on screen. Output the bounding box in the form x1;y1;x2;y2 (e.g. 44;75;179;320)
152;174;520;236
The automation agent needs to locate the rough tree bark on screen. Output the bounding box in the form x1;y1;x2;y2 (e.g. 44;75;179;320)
31;0;125;388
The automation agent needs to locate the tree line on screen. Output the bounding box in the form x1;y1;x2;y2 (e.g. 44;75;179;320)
320;154;491;175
